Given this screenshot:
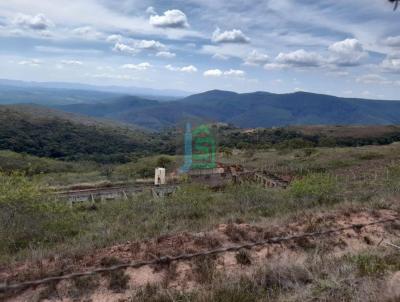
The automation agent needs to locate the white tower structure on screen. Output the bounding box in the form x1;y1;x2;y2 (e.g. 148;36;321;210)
154;168;166;185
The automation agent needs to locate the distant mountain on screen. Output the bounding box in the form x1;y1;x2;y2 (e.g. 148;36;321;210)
179;90;400;127
0;79;190;102
55;95;159;118
0;84;126;106
53;90;400;130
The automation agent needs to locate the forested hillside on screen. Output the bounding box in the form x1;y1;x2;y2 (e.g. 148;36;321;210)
55;90;400;131
0;105;173;163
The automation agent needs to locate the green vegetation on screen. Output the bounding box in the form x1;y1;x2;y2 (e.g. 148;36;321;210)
0;172;79;256
2;140;400;264
219;126;400;151
0;150;96;175
289;173;338;204
3;104;400;167
0;105;174;163
348;252;400;277
52;90;400;130
2;120;400;301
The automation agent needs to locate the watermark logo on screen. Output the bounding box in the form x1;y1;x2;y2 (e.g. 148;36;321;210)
180;122;217;173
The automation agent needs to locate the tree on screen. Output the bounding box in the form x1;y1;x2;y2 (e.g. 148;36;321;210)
156;156;172;168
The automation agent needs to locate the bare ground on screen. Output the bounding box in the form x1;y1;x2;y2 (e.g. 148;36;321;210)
1;208;400;301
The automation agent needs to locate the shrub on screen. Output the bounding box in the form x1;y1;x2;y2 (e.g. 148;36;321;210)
0;172;79;255
156;156;173;168
347;252;400;277
116;155;176;179
108;270;130;292
69;276;99;300
276;138;315;150
385;166;400;193
236;249;252;265
302;148;317;157
356;152;383;160
164;184;212;220
194;255;217;284
289;173;337;205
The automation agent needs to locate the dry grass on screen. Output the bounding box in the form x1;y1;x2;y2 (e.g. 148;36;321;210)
3;142;400;301
127;247;400;302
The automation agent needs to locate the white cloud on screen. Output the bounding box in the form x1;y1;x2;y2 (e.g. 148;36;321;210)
202;43;253;62
380;54;400;72
275;49;324;67
146;6;157;15
203;68;245;77
18;59;42;67
113;42;138;55
72;26;103;40
212;53;229;60
384;36;400;48
224;69;245;76
181;65;197;73
112;39;166;56
244;50;269;66
328;38;367;66
149;9;189;28
165;64;176;71
35;46;102;55
56;60;83;69
135;39;165;51
0;0;396;98
212;27;250;44
165;64;197;73
356;74;390;85
113;40;166;55
328;70;349;77
156;51;176;58
106;34;122;43
0;1;202;41
121;62;152;70
90;73;138;81
263;63;287;70
264;39;367;70
203;69;223;77
12;13;53;30
60;60;83;66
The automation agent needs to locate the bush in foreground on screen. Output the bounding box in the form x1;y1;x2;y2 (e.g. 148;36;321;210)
289;173;338;206
0;172;79;255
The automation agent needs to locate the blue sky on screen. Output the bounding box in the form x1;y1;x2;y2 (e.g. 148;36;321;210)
0;0;399;99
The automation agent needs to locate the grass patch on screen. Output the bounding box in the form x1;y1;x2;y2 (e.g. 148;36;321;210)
289;173;338;205
347;251;400;277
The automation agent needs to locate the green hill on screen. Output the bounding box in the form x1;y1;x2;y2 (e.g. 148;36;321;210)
0;104;172;163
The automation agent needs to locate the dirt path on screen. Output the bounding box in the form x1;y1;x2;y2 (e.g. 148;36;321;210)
1;208;400;301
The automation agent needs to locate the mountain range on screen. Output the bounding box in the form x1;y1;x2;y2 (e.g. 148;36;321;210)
54;90;400;131
0;79;188;105
1;80;400;130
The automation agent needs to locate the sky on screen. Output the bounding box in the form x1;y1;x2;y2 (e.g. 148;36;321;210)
0;0;399;99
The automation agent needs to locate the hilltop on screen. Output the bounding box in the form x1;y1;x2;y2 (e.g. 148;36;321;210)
55;90;400;130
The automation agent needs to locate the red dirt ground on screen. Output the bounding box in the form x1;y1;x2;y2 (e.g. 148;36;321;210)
1;208;399;301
